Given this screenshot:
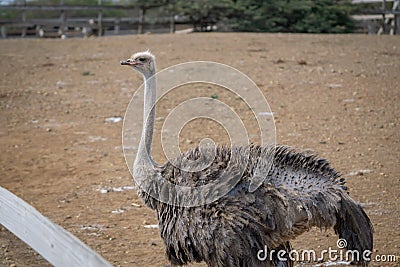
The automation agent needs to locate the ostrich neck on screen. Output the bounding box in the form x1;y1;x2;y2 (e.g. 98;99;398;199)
134;69;157;172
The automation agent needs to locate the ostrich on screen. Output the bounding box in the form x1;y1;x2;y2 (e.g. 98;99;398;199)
120;51;373;267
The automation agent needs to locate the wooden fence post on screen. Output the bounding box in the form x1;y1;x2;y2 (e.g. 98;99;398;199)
21;10;26;37
114;18;120;35
394;0;400;34
138;7;145;34
382;0;387;34
170;14;175;33
98;0;103;36
169;3;175;34
1;25;6;38
60;0;66;36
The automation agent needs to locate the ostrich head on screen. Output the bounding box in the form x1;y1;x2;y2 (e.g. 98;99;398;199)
120;50;156;77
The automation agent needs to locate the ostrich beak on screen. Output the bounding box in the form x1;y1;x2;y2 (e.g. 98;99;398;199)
120;59;139;66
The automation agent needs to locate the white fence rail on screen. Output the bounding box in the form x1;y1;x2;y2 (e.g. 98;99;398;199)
0;186;112;267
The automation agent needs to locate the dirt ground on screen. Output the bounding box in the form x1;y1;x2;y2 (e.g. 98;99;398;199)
0;33;399;267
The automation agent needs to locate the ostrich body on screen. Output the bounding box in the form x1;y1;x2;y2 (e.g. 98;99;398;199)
120;51;373;267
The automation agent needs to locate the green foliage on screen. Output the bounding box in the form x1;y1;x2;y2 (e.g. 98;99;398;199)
175;0;234;29
228;0;355;33
171;0;354;33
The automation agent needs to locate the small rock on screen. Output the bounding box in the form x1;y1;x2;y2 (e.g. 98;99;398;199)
99;189;108;194
56;81;67;89
144;224;159;229
111;208;125;214
105;116;123;123
297;59;307;65
348;169;373;176
326;83;343;89
274;59;285;64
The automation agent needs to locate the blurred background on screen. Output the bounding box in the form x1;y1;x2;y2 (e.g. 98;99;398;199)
0;0;399;38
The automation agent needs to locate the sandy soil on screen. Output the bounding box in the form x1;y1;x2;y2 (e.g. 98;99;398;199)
0;33;399;267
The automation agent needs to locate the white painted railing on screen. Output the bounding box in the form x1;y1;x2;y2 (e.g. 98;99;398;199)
0;186;112;267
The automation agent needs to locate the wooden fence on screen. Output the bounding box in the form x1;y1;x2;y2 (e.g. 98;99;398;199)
2;1;399;38
0;1;178;38
352;0;400;34
0;186;112;267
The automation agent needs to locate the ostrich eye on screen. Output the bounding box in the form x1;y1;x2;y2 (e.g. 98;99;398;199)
138;57;146;62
